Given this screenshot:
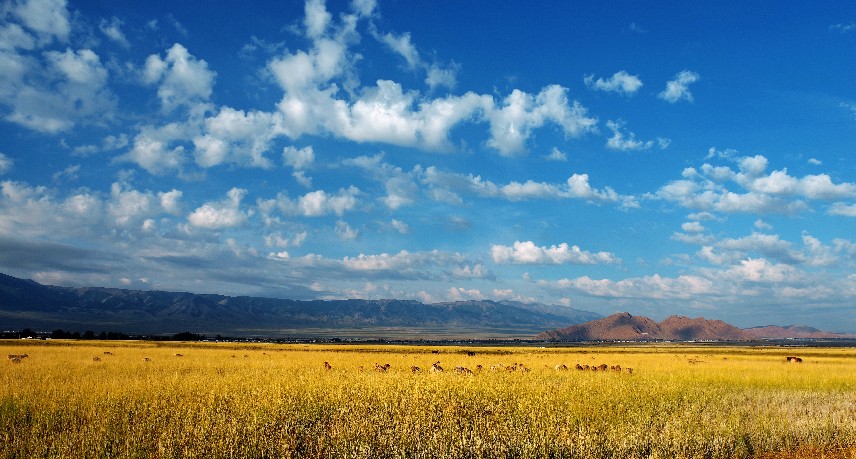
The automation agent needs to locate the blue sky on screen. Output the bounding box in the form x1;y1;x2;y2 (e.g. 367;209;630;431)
2;0;856;331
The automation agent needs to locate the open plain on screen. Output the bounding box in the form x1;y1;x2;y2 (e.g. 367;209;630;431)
2;340;855;458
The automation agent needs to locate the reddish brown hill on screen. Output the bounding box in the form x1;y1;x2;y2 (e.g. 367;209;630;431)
744;325;856;339
538;312;754;341
659;315;749;341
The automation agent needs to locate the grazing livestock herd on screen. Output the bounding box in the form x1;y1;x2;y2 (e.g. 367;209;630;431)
326;357;633;376
6;350;810;376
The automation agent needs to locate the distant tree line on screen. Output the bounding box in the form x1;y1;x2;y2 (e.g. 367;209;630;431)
0;328;207;341
49;329;132;340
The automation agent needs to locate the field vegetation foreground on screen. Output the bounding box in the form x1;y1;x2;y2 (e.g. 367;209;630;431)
2;340;856;458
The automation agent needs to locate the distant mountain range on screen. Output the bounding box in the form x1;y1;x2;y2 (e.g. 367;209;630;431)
538;312;856;341
3;274;851;341
0;273;599;338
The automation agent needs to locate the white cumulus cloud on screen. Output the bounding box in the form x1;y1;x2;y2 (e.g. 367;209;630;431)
584;70;643;95
144;43;216;113
658;70;700;103
491;240;619;265
187;188;249;229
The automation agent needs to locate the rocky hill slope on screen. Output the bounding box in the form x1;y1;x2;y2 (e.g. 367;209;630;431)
538;312;856;341
538;312;753;341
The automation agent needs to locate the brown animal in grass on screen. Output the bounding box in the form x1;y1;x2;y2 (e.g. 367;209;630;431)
324;361;332;370
374;363;391;372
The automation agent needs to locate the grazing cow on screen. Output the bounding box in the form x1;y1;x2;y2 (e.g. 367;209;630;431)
8;354;28;360
431;350;440;354
475;364;483;372
410;366;421;373
8;356;21;364
575;363;584;371
174;353;183;357
598;364;608;371
626;367;633;375
375;363;391;372
431;362;444;372
786;356;803;363
92;356;101;362
324;361;332;370
103;351;113;356
610;365;622;373
467;351;476;356
142;357;151;362
454;366;473;374
556;364;569;371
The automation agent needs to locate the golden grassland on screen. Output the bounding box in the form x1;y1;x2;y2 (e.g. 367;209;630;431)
1;340;855;458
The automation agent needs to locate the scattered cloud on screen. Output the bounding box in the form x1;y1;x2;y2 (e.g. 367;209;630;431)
450;263;495;280
264;186;361;218
143;43;216;113
658;70;700;103
830;23;856;33
605;119;663;151
421;166;636;208
584;70;643;95
335;220;359;240
283;145;315;170
99;17;129;48
651;154;856;215
486;85;598;156
754;219;772;230
187;188;249;229
491;240;619;265
628;22;647;34
0;153;13;174
828;202;856;217
390;219;410;234
545;147;567;161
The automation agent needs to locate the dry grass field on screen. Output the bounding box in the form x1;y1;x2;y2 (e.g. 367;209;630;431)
1;340;855;458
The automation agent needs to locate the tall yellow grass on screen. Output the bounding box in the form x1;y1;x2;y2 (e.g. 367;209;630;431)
2;341;855;458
